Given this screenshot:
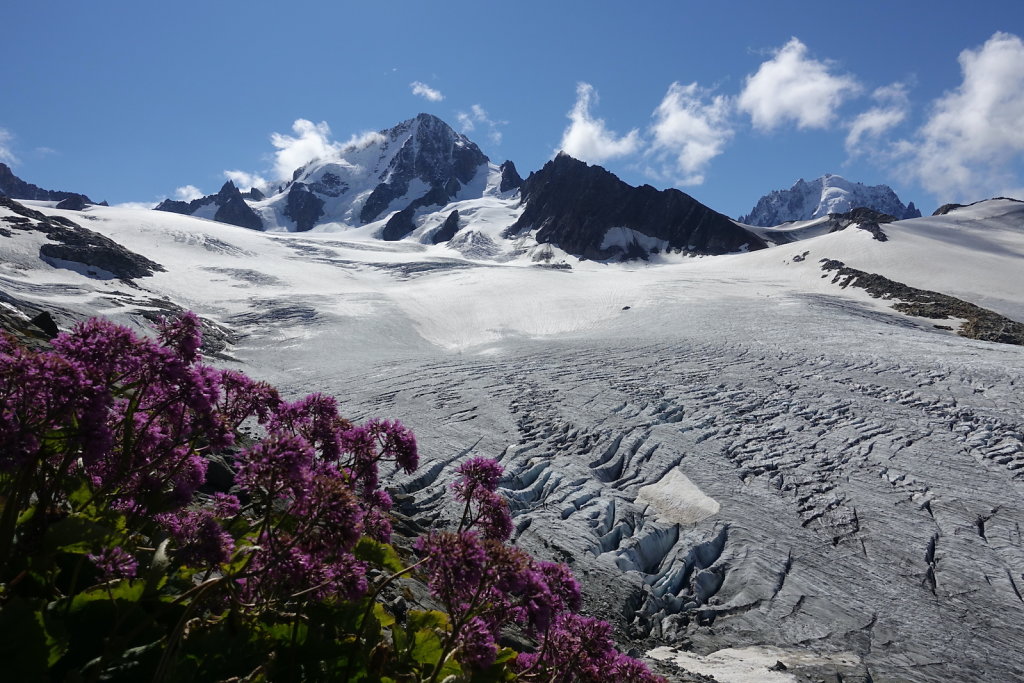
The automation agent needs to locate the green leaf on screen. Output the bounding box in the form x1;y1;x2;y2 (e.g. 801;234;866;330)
406;609;449;632
373;601;396;628
44;515;121;555
354;537;405;573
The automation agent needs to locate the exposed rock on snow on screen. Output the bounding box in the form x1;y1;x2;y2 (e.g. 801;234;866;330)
740;174;920;226
509;153;766;259
498;160;523;193
431;209;460;244
0;162;96;206
156;180;264;231
820;258;1024;345
1;197;163;280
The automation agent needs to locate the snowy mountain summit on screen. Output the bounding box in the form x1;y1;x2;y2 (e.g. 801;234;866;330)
158;113;509;233
739;173;921;226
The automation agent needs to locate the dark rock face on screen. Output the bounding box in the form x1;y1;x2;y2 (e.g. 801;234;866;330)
933;203;966;216
284;183;325;232
431;210;460;244
0;162;95;205
244;187;265;201
213;182;263;231
29;311;60;338
903;201;921;219
1;197;164;280
509;154;767;259
310;172;347;198
55;196;88;211
153;198;193;214
358;113;487;223
499;160;523;193
155;181;264;231
380;208;416;241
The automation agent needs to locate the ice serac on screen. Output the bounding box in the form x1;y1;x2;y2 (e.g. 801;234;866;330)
739;174;921;226
509;153;767;259
155;181;264;231
0;162;95;206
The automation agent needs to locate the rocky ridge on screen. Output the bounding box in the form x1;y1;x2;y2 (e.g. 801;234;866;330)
1;197;163;280
508;153;767;259
0;162;97;206
155;180;264;231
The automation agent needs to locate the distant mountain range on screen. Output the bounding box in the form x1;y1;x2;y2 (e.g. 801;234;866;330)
0;115;926;261
738;174;920;226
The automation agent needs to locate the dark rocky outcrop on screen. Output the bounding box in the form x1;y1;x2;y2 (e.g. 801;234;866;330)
499;160;523;193
358;113;487;223
29;311;60;338
243;187;265;201
1;197;164;280
431;210;460;244
0;162;95;205
933;203;965;216
283;183;324;232
156;181;264;231
508;153;766;259
153;198;192;215
380;207;416;241
213;182;263;231
55;196;88;211
820;258;1024;345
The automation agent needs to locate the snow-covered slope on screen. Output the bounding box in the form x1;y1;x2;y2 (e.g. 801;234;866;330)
739;173;921;226
3;197;1024;683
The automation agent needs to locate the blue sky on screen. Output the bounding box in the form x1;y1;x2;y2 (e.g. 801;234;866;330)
2;0;1023;218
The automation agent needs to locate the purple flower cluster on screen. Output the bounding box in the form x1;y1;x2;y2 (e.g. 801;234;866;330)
516;613;663;682
453;456;513;541
87;546;138;581
1;315;662;681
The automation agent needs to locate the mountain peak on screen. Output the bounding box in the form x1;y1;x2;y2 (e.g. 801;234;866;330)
741;174;921;226
511;154;766;259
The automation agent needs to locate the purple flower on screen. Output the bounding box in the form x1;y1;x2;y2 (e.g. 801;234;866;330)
415;531;489;607
368;419;418;474
515;613;664;682
157;311;203;364
236;434;314;494
158;508;234;567
458;616;498;669
88;546;138;580
453;457;503;497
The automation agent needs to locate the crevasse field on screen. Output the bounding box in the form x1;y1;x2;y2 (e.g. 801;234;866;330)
2;198;1023;682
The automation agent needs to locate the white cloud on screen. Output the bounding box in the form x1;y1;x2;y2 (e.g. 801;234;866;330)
846;83;910;154
410;81;444;102
559;83;642;163
0;128;18;165
456;104;506;144
174;185;204;202
223;169;269;192
738;38;860;131
646;82;733;185
340;130;386;151
113;201;158;210
902;32;1024;202
270;119;342;180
